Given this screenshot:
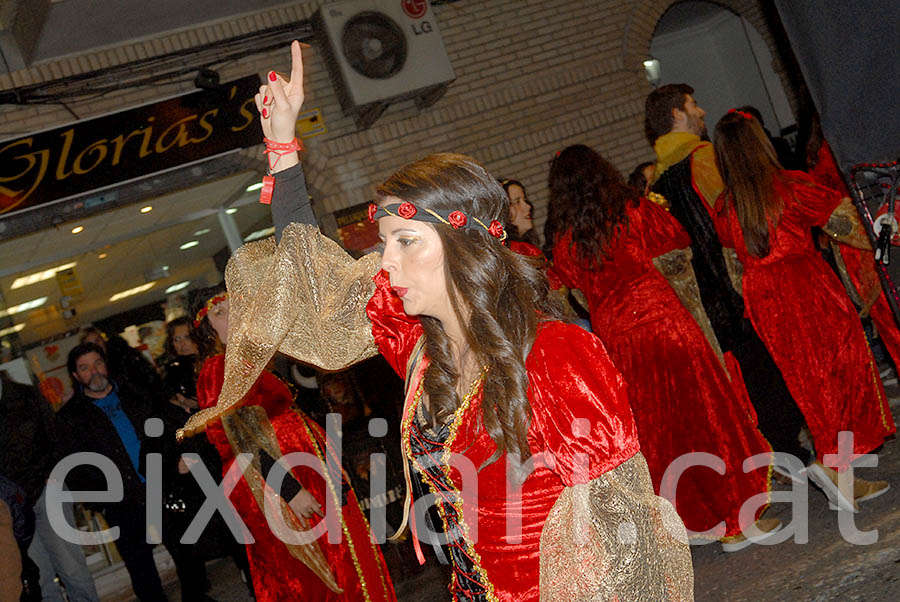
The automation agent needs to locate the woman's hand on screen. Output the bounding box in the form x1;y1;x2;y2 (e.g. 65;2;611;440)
255;40;306;144
288;489;322;520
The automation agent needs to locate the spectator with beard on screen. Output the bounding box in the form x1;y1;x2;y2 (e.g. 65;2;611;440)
57;343;169;602
80;327;163;398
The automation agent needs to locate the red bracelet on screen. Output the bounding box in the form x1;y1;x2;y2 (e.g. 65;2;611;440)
264;137;303;152
259;138;303;204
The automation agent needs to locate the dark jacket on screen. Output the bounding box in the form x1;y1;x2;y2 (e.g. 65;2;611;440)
55;378;164;516
0;377;60;506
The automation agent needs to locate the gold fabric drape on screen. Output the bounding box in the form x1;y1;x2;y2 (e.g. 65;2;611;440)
181;223;381;438
653;247;725;369
539;452;693;601
221;406;341;593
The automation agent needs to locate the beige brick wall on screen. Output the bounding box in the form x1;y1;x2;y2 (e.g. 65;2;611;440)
0;0;793;239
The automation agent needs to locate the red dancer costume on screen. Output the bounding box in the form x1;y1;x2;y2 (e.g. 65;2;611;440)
552;197;772;538
197;355;395;602
809;140;900;364
714;172;896;464
182;44;691;600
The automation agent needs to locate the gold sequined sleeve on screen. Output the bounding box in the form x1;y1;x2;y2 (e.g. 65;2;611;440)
539;452;693;601
653;247;725;368
823;197;872;250
181;223;382;437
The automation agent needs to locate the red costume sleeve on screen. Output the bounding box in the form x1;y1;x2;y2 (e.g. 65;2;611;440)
196;355;232;459
526;322;639;486
365;269;424;377
635;198;692;257
810;140;851;196
782;171;843;228
549;233;581;291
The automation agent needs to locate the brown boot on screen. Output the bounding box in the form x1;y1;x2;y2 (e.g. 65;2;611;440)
720;518;783;553
807;461;859;512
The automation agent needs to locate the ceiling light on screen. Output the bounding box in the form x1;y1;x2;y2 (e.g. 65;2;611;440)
0;296;49;318
11;262;77;289
179;240;199;250
0;323;25;337
194;228;211;236
140;206;153;213
165;281;191;294
98;253;108;259
246;182;264;192
71;226;84;234
109;282;155;302
244;226;275;242
225;208;238;215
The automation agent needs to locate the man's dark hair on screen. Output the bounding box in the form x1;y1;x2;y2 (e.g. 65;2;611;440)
67;342;107;380
627;161;655;193
644;83;694;145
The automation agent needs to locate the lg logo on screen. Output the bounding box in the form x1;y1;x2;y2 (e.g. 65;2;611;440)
401;0;427;20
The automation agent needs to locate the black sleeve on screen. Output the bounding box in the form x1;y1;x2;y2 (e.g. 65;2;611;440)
271;163;318;242
258;448;303;502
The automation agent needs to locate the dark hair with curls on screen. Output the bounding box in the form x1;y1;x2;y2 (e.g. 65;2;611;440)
544;144;638;269
499;177;541;247
377;153;563;465
190;283;227;363
644;83;693;145
713;111;788;258
164;316;199;359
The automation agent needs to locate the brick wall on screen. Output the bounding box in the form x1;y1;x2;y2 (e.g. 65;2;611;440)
0;0;793;238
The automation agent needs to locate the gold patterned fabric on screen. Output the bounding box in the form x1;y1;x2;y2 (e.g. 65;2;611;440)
823;197;873;250
221;406;342;593
539;452;693;601
653;247;725;368
181;223;381;438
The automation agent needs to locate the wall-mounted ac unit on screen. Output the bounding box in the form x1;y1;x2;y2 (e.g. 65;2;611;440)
315;0;455;128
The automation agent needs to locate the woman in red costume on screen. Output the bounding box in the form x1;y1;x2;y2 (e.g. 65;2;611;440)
545;144;777;551
181;42;692;601
806;121;900;367
712;110;895;512
191;284;396;602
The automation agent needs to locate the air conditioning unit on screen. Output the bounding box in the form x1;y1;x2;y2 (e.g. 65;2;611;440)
315;0;456;128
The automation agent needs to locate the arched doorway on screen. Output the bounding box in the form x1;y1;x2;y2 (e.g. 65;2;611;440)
647;1;796;146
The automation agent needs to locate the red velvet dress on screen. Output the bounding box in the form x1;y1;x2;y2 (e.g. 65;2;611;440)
551;198;772;538
714;172;896;466
809;141;900;365
366;271;641;602
197;355;396;602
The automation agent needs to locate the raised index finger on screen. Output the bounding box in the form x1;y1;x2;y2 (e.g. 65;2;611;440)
290;40;304;87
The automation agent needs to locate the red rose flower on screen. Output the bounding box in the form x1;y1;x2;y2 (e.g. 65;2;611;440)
397;202;417;219
488;220;504;238
367;203;378;223
448;211;467;229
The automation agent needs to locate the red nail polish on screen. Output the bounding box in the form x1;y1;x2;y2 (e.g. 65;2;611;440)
268;71;276;82
263;95;268;104
262;108;268;118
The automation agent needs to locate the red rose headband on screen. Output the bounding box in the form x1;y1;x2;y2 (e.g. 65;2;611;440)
728;108;754;121
194;293;228;327
368;202;508;242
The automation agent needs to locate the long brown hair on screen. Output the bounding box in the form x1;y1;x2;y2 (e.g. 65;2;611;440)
544;144;637;268
714;111;785;258
377;153;562;464
190;283;227;364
